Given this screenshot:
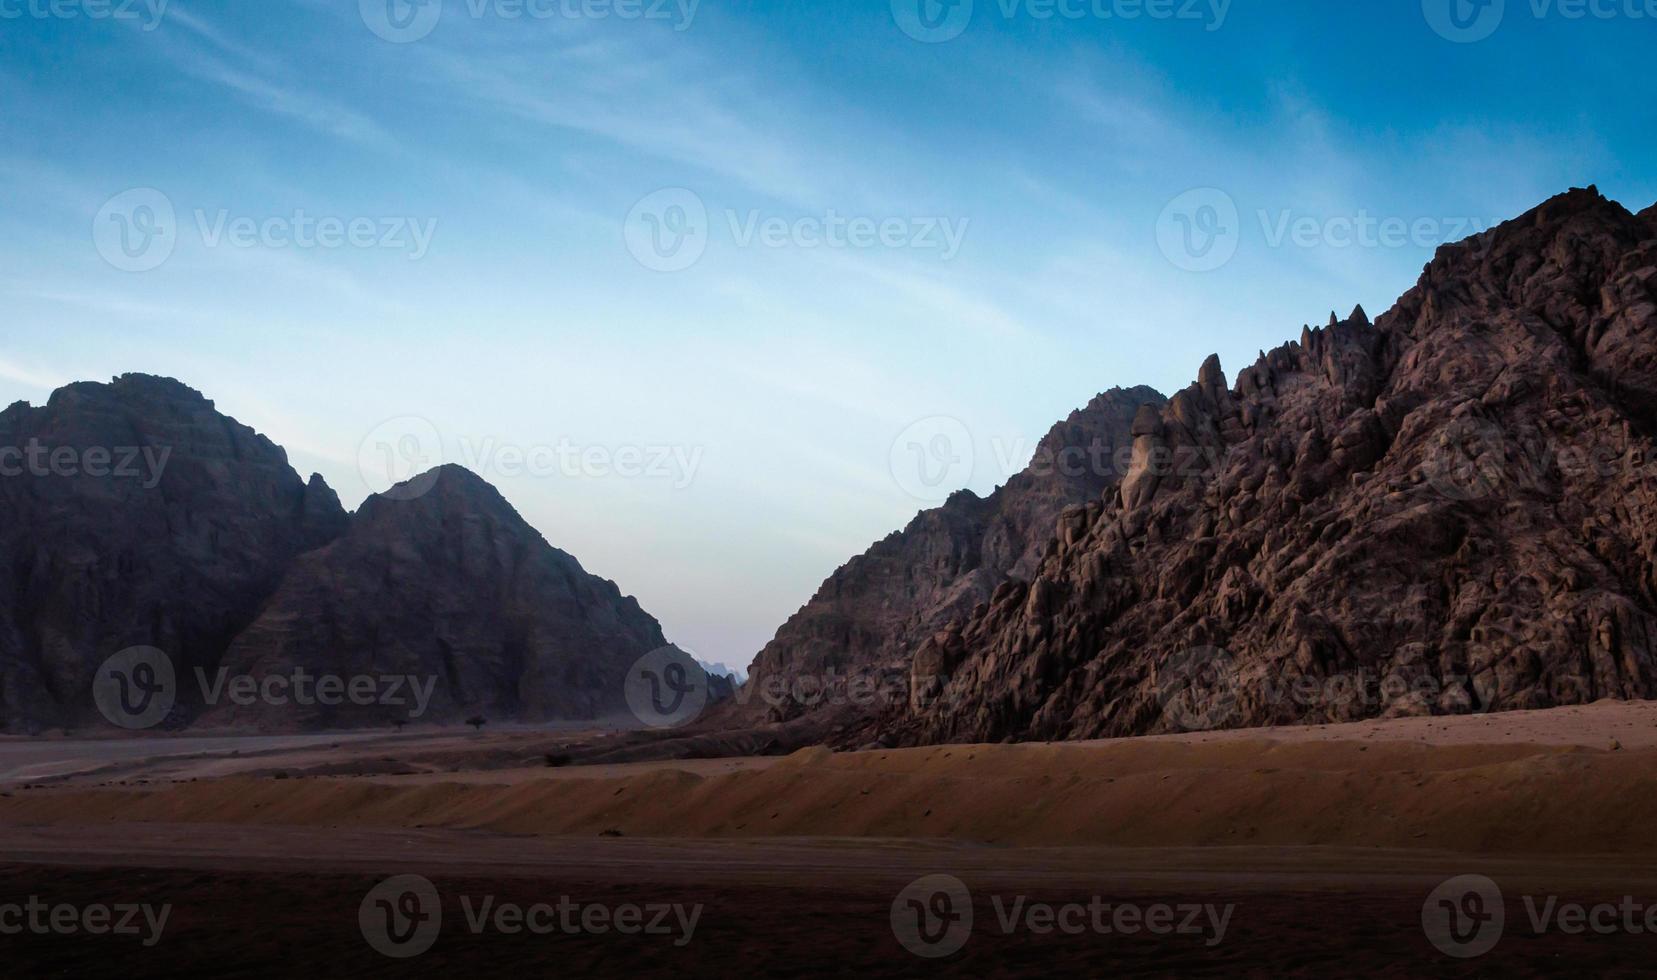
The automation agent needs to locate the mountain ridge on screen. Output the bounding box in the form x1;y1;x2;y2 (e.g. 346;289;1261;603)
0;381;669;732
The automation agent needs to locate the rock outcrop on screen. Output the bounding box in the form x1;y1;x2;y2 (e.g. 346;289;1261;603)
731;385;1166;730
0;375;347;730
867;186;1657;743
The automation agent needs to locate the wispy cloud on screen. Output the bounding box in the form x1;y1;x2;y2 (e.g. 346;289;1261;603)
154;7;397;149
419;37;825;206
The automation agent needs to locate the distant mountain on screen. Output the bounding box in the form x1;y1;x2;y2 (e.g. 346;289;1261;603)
849;186;1657;744
208;465;669;730
0;378;669;732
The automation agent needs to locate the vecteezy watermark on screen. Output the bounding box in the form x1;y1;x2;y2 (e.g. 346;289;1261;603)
1424;874;1657;958
624;645;710;729
1423;875;1505;958
0;440;170;488
92;647;177;730
356;416;706;501
358;874;702;958
890;416;975;504
1423;0;1656;43
93;188;177;273
92;647;438;729
623;188;969;272
358;416;446;500
360;0;699;43
0;0;169;30
892;875;974;958
891;0;1230;43
891;875;1234;958
1420;419;1641;503
1155;645;1240;732
455;436;704;490
1147;647;1578;731
887;414;1223;503
93;188;437;272
729;666;964;716
0;897;171;947
360;875;444;958
1156;188;1497;272
194;666;437;718
1156;188;1240;273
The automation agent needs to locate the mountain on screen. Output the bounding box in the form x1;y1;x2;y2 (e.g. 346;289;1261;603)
855;186;1657;744
0;375;347;731
728;384;1165;735
209;465;667;729
0;379;669;732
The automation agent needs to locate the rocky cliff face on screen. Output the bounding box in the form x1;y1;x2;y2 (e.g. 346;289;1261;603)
209;465;668;729
0;375;347;731
735;385;1165;728
875;186;1657;744
0;379;669;732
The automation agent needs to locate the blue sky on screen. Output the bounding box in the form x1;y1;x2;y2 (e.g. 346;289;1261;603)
1;0;1652;671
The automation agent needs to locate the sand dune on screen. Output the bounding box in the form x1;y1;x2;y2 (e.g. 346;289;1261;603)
3;701;1655;855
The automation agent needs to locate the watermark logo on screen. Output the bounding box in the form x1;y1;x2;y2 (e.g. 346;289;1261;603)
893;0;1228;42
1422;416;1509;502
890;416;974;503
625;645;710;728
94;189;437;271
359;875;701;956
625;187;709;272
1425;0;1657;42
1155;645;1239;732
1423;0;1507;41
1157;192;1496;272
359;416;446;501
362;0;698;40
93;188;177;273
94;650;436;731
361;0;443;42
357;417;706;501
625;188;967;271
891;0;974;42
1422;875;1504;958
196;667;437;719
360;874;443;958
892;874;974;958
891;875;1233;958
0;441;171;487
92;646;177;730
1157;188;1240;273
0;897;171;946
0;0;169;30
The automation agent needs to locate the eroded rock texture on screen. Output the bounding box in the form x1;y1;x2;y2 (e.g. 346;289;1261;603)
877;186;1657;743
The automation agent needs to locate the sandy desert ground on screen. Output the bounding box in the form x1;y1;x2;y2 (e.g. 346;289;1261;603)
4;702;1657;976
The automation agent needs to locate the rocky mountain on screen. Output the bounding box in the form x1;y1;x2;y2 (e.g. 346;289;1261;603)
0;378;669;732
0;375;347;731
209;465;668;729
864;186;1657;744
731;384;1165;730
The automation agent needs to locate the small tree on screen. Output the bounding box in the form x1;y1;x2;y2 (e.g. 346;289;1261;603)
465;715;487;732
